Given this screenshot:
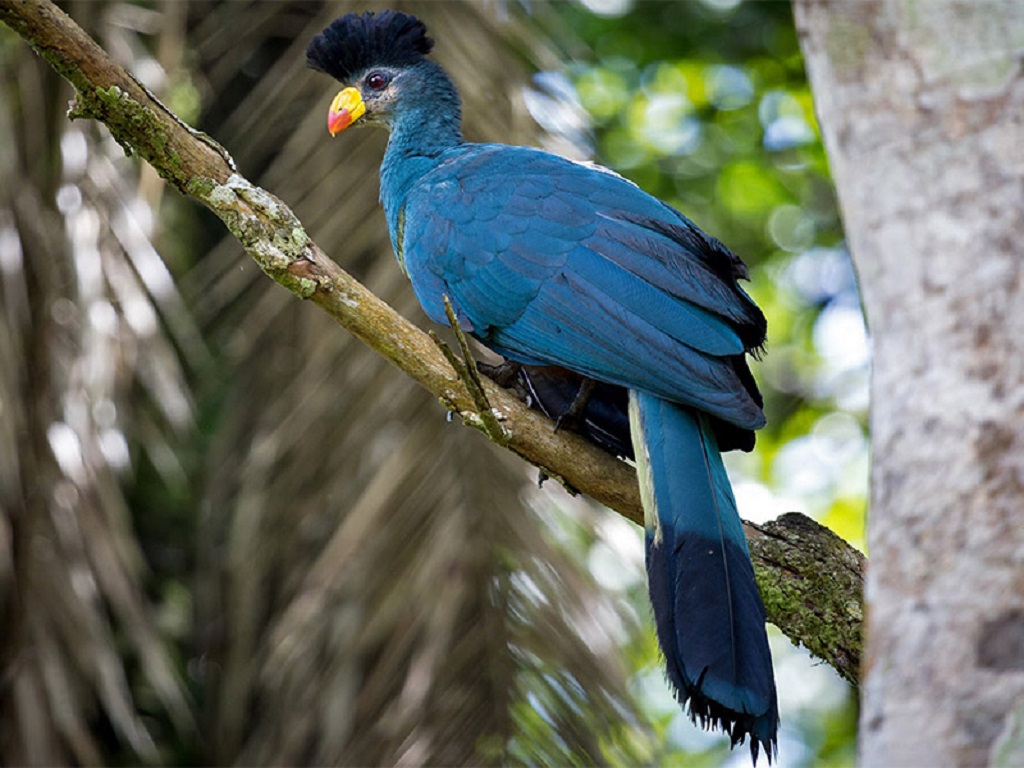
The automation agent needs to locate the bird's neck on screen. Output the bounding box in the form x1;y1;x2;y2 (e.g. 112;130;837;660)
379;62;463;219
386;107;463;158
380;119;459;205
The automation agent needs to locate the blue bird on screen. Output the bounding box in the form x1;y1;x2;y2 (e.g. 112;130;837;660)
307;11;778;761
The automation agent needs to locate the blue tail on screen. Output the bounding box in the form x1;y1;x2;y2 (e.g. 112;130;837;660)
630;391;778;762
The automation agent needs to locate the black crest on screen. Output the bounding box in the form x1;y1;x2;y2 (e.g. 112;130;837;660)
306;10;433;83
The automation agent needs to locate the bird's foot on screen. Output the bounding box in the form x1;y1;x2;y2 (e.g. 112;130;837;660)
477;359;522;389
553;378;597;434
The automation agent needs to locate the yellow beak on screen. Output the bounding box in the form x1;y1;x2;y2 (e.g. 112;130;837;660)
328;87;366;136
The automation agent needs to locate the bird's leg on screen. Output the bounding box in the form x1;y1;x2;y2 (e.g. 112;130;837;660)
554;378;597;434
477;359;522;389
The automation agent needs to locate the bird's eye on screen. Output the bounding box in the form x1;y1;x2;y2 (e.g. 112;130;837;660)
366;71;390;91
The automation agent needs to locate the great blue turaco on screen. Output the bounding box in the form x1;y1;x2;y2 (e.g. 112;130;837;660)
306;10;778;761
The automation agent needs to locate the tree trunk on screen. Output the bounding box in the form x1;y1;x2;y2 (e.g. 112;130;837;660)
794;1;1024;764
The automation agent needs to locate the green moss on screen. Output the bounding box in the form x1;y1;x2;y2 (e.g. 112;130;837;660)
94;84;123;105
271;224;310;255
82;84;185;181
186;176;216;199
750;514;863;686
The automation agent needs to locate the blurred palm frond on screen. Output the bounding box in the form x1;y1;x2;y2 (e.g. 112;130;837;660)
1;7;197;762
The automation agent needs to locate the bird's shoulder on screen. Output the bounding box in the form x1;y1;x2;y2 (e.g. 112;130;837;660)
405;143;741;281
400;141;683;269
400;144;598;278
413;143;648;209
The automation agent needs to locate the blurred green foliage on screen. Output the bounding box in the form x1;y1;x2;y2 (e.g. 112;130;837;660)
523;0;866;763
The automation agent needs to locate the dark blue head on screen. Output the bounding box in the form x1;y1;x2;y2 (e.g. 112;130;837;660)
307;10;460;141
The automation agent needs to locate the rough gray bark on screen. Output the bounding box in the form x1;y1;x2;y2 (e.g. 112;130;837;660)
794;2;1024;765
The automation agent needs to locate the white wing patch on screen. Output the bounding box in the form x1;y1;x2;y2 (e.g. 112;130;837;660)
628;389;660;543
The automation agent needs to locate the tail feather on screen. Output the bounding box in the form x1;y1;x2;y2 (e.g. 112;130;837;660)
629;391;778;762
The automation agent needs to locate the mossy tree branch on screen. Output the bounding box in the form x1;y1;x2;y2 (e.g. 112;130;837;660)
0;0;862;685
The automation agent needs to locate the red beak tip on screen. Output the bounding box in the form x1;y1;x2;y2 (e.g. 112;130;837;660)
327;109;351;136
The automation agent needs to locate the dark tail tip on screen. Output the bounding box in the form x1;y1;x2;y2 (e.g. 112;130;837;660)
684;681;778;764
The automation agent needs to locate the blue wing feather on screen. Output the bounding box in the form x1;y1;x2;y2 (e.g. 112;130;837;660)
488;267;762;428
400;144;765;429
